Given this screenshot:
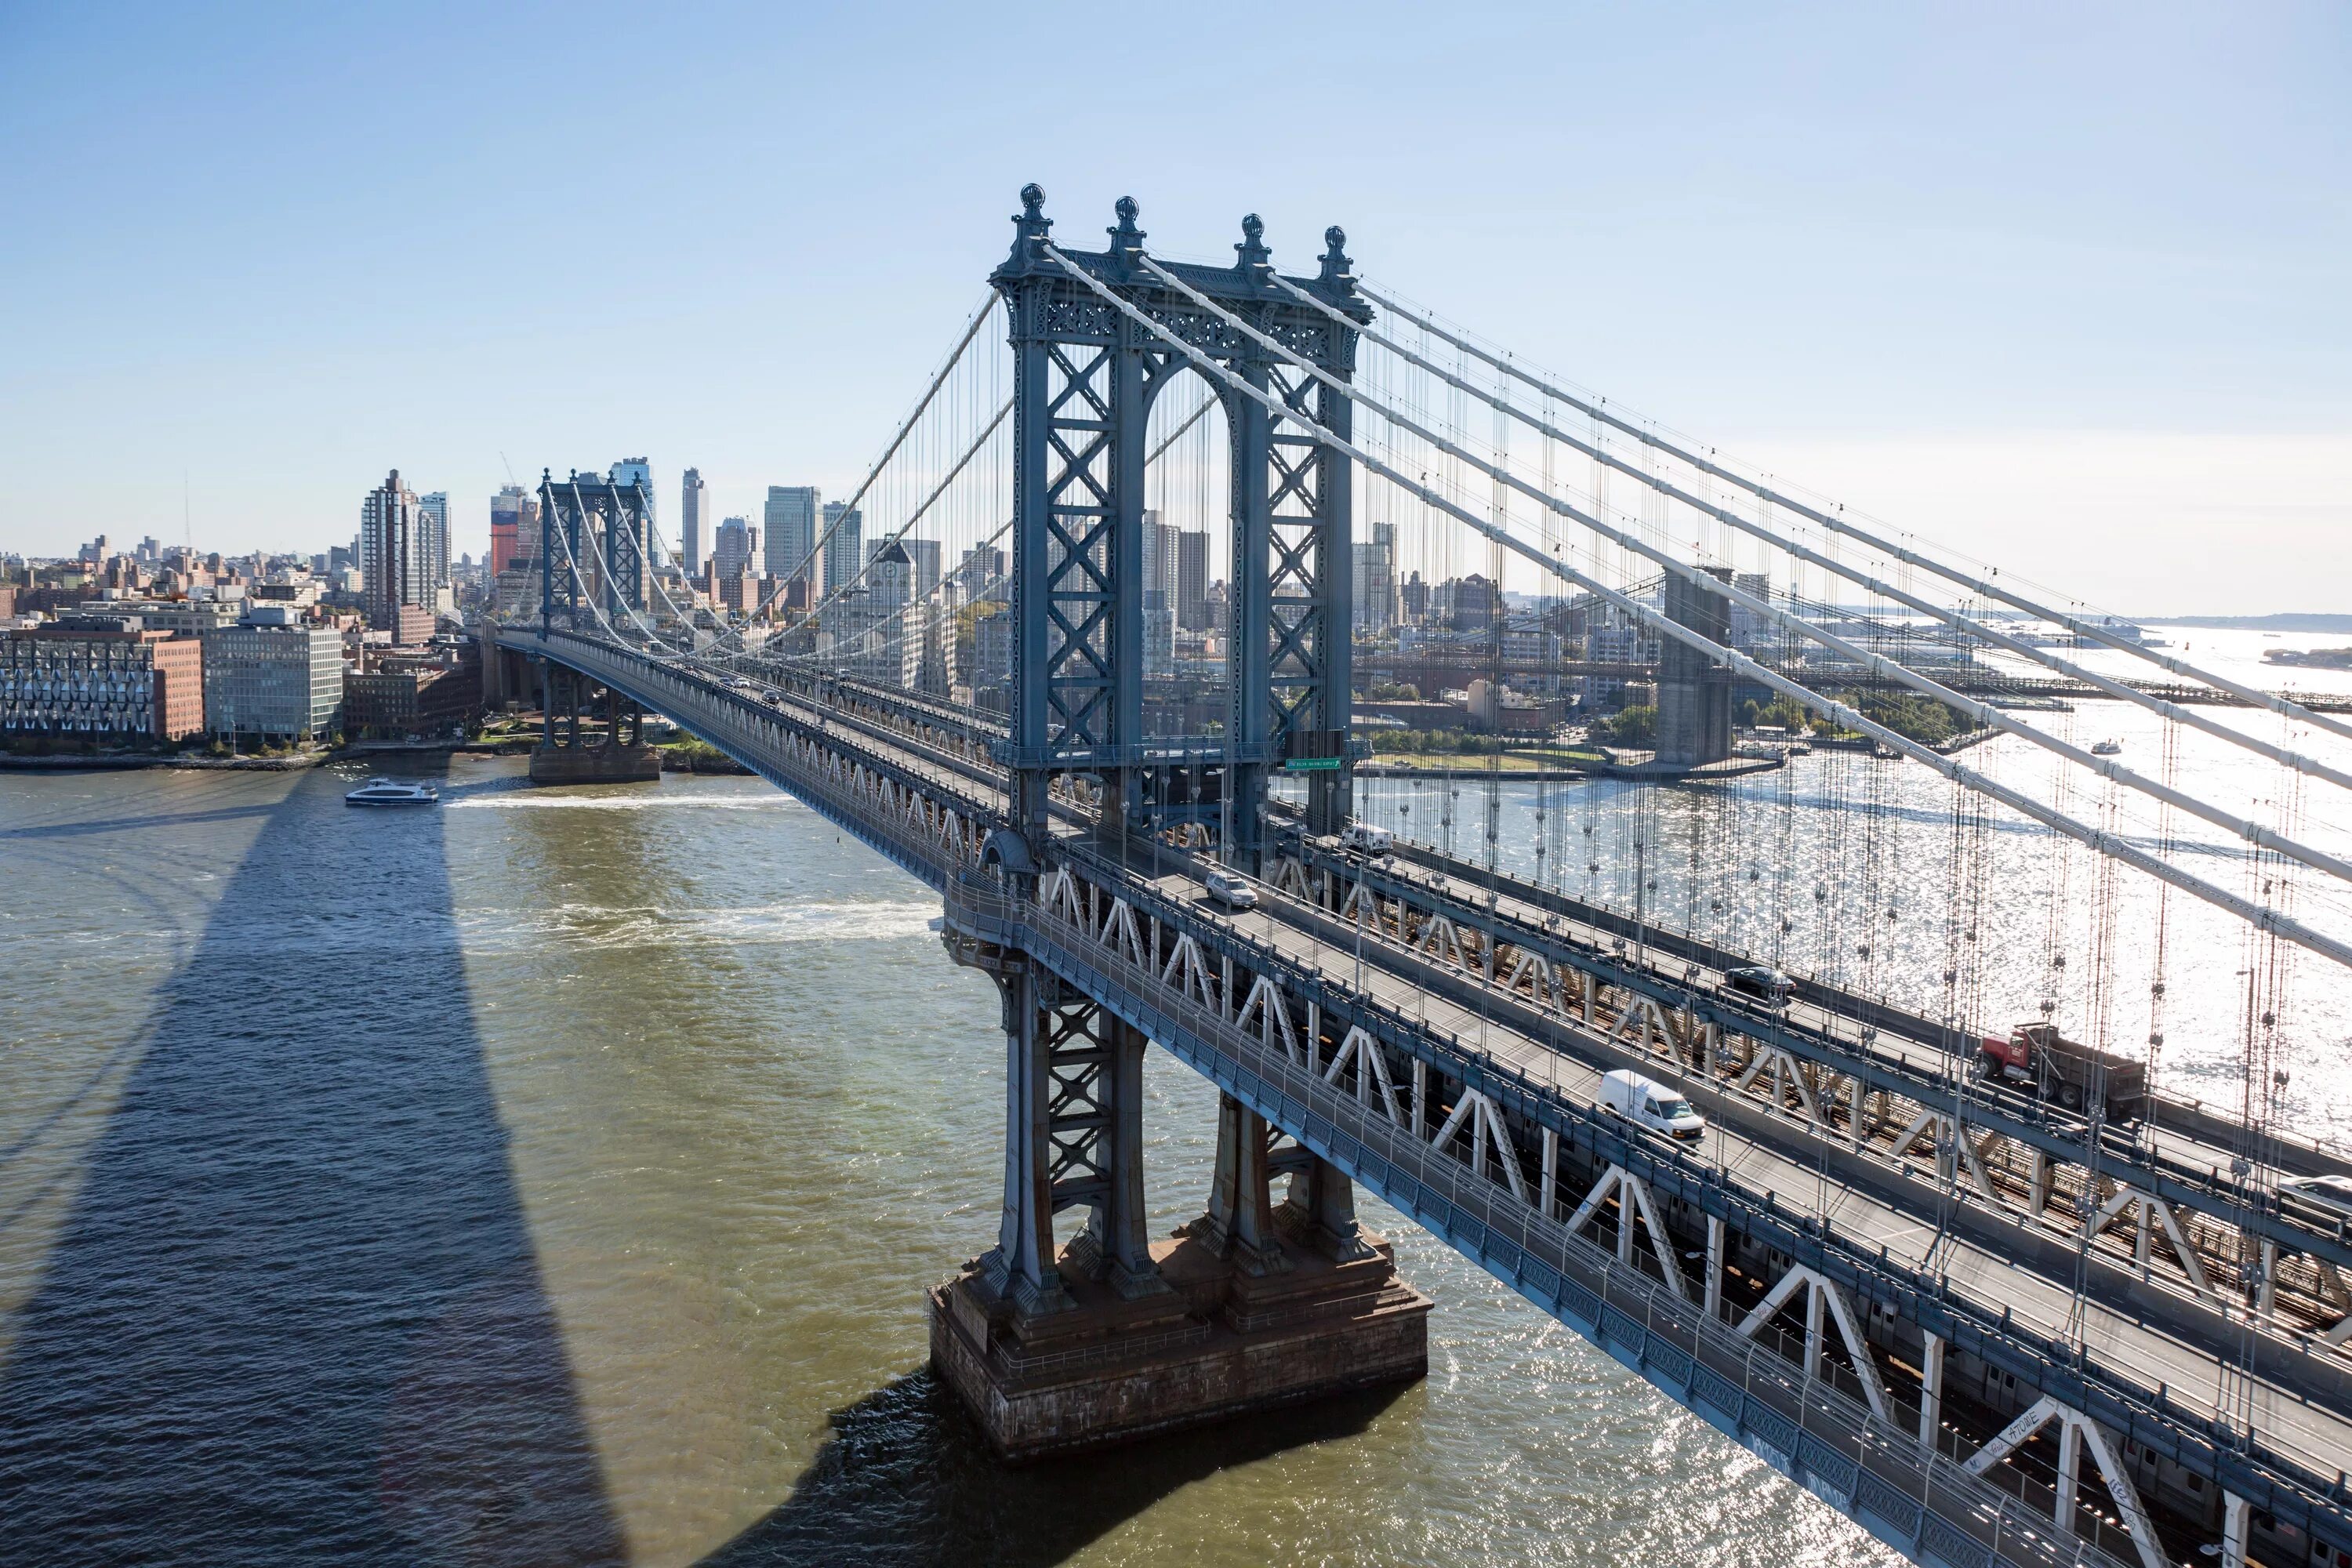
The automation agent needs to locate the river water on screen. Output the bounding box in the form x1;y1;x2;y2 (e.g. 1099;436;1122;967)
4;669;2348;1565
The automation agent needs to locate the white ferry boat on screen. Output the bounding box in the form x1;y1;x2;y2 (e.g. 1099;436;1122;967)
344;777;440;807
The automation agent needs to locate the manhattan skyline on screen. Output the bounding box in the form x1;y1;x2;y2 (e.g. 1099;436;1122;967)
1;2;2345;613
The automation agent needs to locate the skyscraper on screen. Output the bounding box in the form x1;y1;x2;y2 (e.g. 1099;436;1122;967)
902;537;942;602
680;468;709;575
958;543;1006;601
1142;510;1178;604
489;485;530;577
1176;530;1210;630
361;470;433;643
1352;521;1397;632
764;485;820;588
713;517;755;579
609;458;653;510
821;502;862;599
416;492;451;601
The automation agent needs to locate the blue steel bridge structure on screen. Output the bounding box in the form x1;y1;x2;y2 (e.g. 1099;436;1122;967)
494;187;2352;1568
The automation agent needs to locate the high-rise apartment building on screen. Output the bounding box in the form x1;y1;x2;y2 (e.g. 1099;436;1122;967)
713;517;757;580
680;468;709;575
1352;521;1397;633
362;470;436;643
901;537;942;602
1176;531;1210;630
821;503;862;599
609;458;653;506
416;492;451;604
1142;510;1179;606
764;486;820;588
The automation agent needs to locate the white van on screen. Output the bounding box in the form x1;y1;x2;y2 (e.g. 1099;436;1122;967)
1203;867;1258;910
1341;821;1395;854
1599;1069;1705;1143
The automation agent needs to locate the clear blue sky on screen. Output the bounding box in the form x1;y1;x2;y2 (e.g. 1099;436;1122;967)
2;2;2344;612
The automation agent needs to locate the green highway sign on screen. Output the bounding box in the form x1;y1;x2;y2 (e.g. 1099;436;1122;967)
1283;756;1344;772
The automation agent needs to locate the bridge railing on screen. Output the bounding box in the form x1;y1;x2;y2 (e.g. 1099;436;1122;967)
945;873;2135;1568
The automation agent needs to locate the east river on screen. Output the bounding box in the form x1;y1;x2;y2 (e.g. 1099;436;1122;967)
5;638;2350;1566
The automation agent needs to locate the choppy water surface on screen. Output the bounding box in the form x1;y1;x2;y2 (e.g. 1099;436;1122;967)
5;702;2345;1563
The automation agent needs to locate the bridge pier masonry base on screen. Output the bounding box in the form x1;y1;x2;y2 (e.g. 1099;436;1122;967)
528;666;662;786
930;949;1429;1461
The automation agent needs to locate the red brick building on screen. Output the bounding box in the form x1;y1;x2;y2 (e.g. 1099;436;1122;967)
0;624;204;743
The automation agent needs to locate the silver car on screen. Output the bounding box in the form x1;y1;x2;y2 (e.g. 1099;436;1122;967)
1203;868;1258;909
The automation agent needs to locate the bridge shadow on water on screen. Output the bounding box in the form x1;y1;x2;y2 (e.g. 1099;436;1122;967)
698;1370;1408;1568
0;760;626;1566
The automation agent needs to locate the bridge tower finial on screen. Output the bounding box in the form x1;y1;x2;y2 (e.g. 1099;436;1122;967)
1234;212;1271;281
1004;183;1052;270
1317;225;1357;296
1107;194;1146;278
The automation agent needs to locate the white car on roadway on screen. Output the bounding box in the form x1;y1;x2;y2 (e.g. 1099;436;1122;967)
1203;868;1258;910
1599;1069;1706;1144
1341;821;1395;854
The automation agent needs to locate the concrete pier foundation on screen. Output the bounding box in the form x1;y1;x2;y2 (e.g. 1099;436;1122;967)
528;742;662;785
529;660;662;785
936;937;1429;1459
929;1219;1429;1461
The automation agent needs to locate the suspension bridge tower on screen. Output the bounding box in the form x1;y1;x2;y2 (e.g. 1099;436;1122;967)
931;187;1429;1458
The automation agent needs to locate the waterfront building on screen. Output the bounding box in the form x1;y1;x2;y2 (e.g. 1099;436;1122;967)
201;604;344;743
343;641;481;739
680;468;709;575
0;622;204;742
764;485;820;589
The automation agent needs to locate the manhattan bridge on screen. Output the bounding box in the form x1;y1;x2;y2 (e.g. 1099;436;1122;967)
489;187;2352;1568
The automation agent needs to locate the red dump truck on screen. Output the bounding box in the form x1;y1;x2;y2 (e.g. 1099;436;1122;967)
1978;1022;2147;1123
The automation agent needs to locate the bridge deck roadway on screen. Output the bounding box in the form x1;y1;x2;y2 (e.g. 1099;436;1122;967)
1359;833;2352;1187
812;673;2352;1171
1121;862;2352;1475
1288;839;2352;1318
812;673;2352;1268
509;636;2348;1526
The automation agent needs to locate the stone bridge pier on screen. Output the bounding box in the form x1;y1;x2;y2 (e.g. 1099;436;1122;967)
930;928;1429;1460
528;659;662;786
